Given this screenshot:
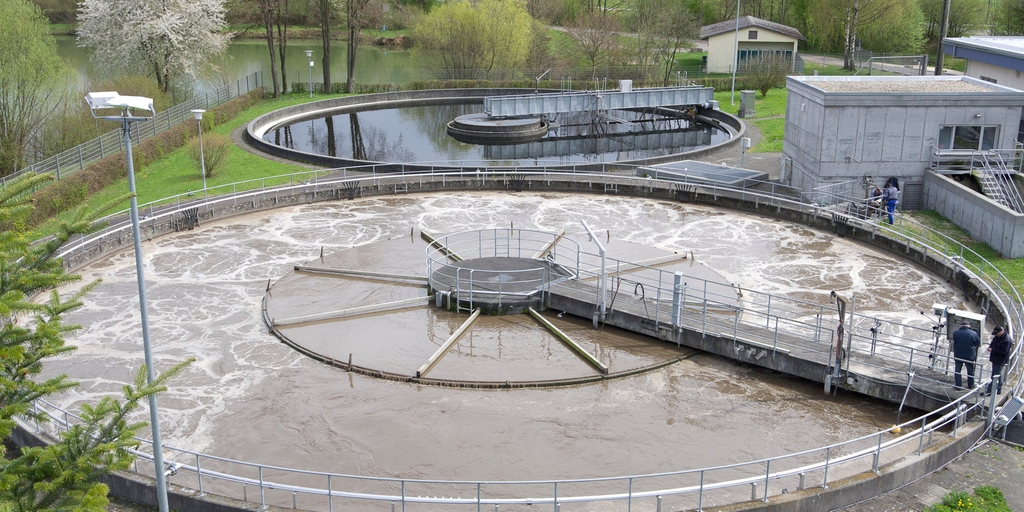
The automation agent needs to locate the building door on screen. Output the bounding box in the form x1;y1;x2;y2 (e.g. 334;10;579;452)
903;182;923;210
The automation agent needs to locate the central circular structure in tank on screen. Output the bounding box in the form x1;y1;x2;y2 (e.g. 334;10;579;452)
446;113;551;144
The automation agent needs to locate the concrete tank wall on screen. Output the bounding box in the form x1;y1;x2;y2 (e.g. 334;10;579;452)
925;170;1024;257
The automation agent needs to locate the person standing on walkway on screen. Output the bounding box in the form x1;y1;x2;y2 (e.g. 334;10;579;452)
987;325;1012;395
953;321;981;389
882;179;899;225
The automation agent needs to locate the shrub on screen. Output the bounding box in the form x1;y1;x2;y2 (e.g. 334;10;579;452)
187;133;231;178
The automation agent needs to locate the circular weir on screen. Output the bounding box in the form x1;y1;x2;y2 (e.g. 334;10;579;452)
262;225;730;386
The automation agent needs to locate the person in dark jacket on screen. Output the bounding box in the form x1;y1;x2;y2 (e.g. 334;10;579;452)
952;321;981;389
986;326;1012;395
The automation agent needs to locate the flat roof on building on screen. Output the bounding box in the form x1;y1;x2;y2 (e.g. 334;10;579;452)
789;76;1008;93
945;36;1024;59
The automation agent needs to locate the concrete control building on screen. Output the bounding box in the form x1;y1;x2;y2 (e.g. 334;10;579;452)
781;75;1024;208
700;16;805;73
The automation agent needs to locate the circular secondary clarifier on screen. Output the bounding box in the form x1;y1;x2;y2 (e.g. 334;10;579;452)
49;192;968;510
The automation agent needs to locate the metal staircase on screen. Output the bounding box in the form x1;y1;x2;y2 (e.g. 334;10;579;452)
972;151;1024;213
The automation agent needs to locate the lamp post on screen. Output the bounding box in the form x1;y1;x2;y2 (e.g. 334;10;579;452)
85;92;169;512
190;109;206;191
731;0;741;105
305;49;314;98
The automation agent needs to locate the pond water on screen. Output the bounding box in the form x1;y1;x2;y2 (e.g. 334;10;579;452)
56;36;424;94
262;103;727;165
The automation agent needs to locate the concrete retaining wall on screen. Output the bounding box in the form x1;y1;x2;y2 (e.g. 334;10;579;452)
924;170;1024;258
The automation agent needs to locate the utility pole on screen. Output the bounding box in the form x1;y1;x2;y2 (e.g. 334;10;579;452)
935;0;951;75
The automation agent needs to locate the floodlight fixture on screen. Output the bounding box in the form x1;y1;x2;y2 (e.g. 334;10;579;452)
85;92;155;118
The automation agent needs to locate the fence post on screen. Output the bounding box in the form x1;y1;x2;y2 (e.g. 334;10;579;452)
78;146;84;170
195;454;204;495
55;153;60;180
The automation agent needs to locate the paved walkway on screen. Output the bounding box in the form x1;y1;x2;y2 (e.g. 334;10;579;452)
841;437;1024;511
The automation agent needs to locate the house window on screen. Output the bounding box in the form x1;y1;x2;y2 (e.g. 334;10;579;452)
748;30;758;39
980;76;997;84
938;125;998;150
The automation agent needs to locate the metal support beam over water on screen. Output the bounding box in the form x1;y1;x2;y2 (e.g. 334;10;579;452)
295;266;428;284
580;253;686;280
483;86;715;117
273;296;431;327
421;231;463;261
526;307;608;374
531;229;565;259
417;308;481;377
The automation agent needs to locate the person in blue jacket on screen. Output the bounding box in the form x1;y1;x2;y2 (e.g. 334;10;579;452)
986;326;1012;395
952;321;981;389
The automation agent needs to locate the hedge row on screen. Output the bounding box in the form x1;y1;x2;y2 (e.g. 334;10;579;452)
24;89;265;229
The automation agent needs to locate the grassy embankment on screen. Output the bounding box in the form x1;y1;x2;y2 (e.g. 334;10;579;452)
36;92;347;236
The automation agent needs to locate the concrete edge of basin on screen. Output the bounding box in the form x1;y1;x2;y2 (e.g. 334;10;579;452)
243;88;745;171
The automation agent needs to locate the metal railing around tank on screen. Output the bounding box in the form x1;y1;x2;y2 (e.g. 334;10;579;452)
425;228;582;313
41;166;1024;509
26;388;994;511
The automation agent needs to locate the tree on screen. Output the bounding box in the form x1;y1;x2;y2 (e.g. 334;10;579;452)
255;0;282;97
276;0;290;94
746;53;790;97
801;0;920;69
0;174;192;510
316;0;336;91
77;0;231;94
346;0;382;93
412;0;532;80
993;0;1024;34
921;0;983;39
559;12;622;77
0;0;75;177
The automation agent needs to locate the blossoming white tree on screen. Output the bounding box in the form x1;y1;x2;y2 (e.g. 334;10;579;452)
77;0;230;93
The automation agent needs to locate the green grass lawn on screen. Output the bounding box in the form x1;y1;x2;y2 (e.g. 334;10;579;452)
49;23;76;35
365;27;411;39
925;485;1011;512
35;93;347;236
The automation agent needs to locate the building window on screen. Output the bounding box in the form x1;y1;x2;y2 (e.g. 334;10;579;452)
980;76;997;84
938;125;998;150
748;30;758;39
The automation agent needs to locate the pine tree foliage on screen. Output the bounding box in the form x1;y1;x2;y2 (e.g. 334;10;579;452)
0;173;193;511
